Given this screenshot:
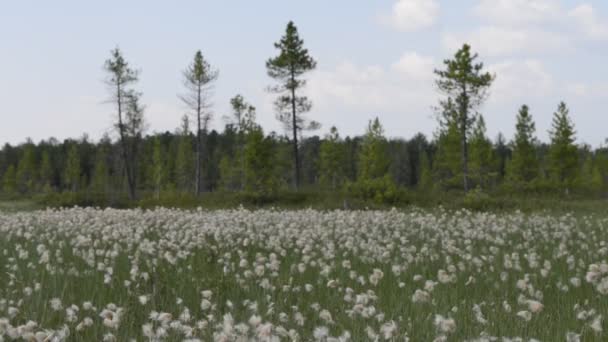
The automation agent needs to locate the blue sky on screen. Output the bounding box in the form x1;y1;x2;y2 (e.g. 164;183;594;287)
1;0;607;146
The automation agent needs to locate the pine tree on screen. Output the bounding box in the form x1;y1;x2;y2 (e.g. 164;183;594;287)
548;102;578;191
64;144;81;192
267;21;319;190
508;105;538;184
318;126;345;190
181;50;218;196
358;118;390;181
104;47;141;200
435;44;494;192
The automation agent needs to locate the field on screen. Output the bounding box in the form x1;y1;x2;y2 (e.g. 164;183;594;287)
1;208;607;341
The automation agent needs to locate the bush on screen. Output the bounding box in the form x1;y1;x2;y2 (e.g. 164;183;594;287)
346;176;409;205
462;187;493;211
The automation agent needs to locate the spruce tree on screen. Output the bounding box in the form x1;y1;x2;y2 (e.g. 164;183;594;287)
508;105;539;184
469;115;495;189
267;21;319;190
244;126;276;195
358;118;390;181
318;126;345;190
548;102;578;191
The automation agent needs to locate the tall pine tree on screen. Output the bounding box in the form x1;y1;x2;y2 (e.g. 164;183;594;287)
266;21;318;190
435;44;494;192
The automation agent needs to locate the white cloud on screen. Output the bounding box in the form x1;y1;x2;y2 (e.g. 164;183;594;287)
486;60;553;104
382;0;440;32
391;52;435;80
568;4;608;40
473;0;560;25
442;26;569;57
297;53;438;137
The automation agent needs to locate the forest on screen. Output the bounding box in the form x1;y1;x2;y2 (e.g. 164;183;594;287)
1;21;606;210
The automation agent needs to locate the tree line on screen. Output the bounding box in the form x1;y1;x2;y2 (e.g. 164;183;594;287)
1;21;607;205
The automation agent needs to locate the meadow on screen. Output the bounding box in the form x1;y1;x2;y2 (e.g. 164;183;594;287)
1;207;607;341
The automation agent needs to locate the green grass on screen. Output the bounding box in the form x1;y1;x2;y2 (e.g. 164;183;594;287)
1;208;608;340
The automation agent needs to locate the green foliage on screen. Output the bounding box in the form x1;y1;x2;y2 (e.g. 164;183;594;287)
2;165;16;195
435;44;494;192
91;148;109;195
346;175;402;204
418;150;433;191
318;126;345;190
64;144;81;192
548;102;579;190
244;126;277;195
358;118;390;181
433;99;462;189
39;151;53;192
507;105;539;185
469;115;496;189
151;137;167;199
462;187;493;211
267;21;318;188
175;116;195;192
16;143;37;194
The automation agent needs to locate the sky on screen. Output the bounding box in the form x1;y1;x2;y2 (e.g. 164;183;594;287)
1;0;607;146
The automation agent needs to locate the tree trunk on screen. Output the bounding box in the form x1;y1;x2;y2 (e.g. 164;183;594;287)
195;83;202;196
290;72;300;190
460;90;469;193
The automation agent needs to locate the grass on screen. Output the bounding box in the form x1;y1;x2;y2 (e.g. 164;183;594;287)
1;208;608;340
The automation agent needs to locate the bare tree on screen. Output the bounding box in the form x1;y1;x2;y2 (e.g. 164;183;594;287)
180;51;218;195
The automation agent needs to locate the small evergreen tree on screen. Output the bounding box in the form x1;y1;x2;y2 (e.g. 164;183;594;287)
244;126;276;195
548;102;578;192
318;126;345;190
508;105;539;185
358;118;390;181
469;115;495;189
